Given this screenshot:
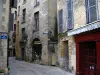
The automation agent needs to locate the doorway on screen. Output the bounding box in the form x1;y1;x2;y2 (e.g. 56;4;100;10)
79;41;97;75
63;41;69;71
32;38;42;61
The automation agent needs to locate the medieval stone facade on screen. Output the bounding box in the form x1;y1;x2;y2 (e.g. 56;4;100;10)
0;0;10;70
17;0;57;65
57;0;100;74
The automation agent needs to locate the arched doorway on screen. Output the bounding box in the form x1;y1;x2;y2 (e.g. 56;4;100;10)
32;38;42;61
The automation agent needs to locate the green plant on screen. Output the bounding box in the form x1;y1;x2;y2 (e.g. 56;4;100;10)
7;66;10;71
0;69;4;73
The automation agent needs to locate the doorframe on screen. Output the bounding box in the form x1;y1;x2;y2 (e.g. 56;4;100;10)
75;31;100;75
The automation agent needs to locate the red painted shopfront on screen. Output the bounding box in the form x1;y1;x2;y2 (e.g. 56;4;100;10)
75;30;100;75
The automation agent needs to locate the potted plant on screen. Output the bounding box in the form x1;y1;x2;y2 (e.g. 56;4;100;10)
0;69;4;75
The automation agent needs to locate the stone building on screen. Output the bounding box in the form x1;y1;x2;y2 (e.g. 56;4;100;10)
0;0;10;70
8;0;17;57
17;0;57;65
58;0;100;75
57;0;76;73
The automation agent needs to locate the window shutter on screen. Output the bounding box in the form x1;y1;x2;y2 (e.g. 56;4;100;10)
67;0;73;30
58;9;63;33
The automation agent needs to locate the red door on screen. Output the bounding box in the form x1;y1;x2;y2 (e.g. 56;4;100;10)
80;42;97;75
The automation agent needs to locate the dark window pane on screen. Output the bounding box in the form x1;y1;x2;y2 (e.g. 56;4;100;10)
89;0;96;7
68;10;73;20
90;6;97;22
68;0;72;10
68;19;73;29
85;0;88;8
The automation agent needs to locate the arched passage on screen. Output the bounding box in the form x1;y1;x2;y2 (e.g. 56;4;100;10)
32;38;42;61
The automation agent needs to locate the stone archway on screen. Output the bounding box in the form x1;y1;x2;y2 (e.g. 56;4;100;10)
32;38;42;61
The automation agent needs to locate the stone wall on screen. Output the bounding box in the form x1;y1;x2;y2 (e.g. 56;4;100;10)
58;36;76;73
17;0;57;64
73;0;86;29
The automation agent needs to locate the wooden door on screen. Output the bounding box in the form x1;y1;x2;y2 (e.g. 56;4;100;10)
80;42;97;75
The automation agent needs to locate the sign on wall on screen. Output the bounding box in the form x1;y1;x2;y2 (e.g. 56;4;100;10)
0;34;8;39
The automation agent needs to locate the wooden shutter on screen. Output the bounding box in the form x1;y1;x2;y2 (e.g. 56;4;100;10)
67;0;73;30
58;9;63;33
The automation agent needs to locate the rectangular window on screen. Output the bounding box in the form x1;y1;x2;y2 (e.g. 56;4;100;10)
34;12;39;30
23;0;26;4
67;0;73;30
18;6;20;16
15;11;17;20
85;0;98;23
34;0;40;7
3;0;6;4
58;9;63;33
14;24;16;31
22;28;25;34
22;9;26;23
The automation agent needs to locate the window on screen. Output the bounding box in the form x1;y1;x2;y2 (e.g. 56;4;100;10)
18;6;20;16
3;0;6;4
3;8;6;13
2;16;5;21
58;9;63;33
15;11;17;20
22;9;26;23
10;0;17;8
67;0;73;30
85;0;98;23
34;12;39;30
34;0;40;7
23;0;26;4
22;28;25;34
14;24;16;31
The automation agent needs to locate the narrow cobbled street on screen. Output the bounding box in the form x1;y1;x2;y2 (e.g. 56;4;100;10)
9;57;73;75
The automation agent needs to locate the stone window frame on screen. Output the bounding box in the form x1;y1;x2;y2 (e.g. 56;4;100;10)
85;0;99;23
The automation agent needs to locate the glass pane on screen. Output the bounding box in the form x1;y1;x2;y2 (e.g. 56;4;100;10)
85;0;88;8
68;0;72;10
90;6;97;22
84;62;88;68
89;0;96;7
68;19;73;26
68;10;73;20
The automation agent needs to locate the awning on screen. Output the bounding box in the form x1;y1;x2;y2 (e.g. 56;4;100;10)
68;21;100;36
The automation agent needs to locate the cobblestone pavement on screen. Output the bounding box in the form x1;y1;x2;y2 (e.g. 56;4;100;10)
9;57;74;75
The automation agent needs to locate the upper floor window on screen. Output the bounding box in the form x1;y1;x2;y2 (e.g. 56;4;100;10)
85;0;98;23
10;0;17;8
34;12;39;30
22;28;25;34
67;0;73;30
23;0;26;4
14;24;16;31
18;6;20;16
58;9;63;33
15;11;17;20
3;0;6;4
22;9;26;23
34;0;40;7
